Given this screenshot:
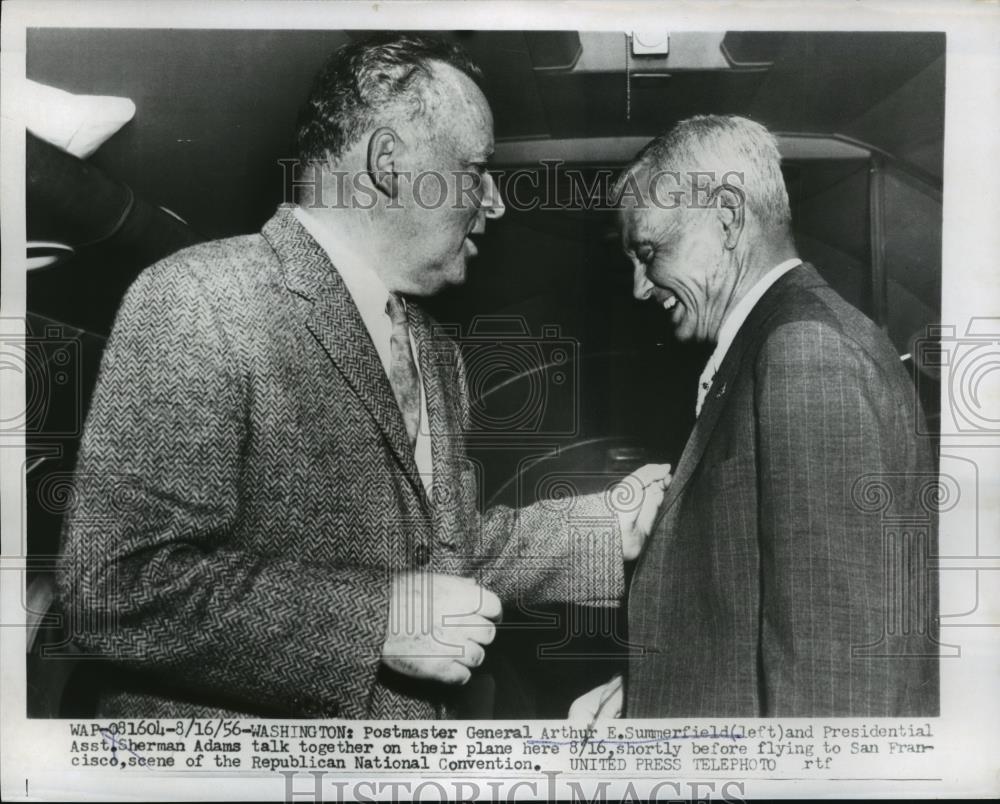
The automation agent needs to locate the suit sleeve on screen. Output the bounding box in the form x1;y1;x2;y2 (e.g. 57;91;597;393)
57;263;389;718
448;344;625;607
754;320;933;716
473;493;625;606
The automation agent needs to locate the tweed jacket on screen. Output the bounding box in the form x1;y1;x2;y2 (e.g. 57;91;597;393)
58;205;624;719
626;265;939;717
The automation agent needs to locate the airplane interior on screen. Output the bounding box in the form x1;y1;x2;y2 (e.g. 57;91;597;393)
23;28;944;717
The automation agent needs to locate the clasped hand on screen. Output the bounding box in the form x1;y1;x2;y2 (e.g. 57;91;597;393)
381;463;670;685
615;463;672;561
381;572;500;685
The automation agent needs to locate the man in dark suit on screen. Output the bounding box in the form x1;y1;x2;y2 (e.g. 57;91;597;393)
58;34;669;719
571;115;938;719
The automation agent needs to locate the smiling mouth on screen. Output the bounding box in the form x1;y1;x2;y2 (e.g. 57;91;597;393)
662;295;678;311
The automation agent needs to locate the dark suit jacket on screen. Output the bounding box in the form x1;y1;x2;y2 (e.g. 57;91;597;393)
58;205;624;719
626;265;939;717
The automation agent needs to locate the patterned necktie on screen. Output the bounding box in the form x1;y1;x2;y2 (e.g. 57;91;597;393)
385;293;421;449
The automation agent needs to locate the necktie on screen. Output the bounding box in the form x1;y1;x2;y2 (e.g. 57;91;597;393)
385;293;421;449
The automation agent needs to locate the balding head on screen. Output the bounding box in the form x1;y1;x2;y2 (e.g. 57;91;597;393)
616;115;791;235
291;34;504;298
295;33;484;167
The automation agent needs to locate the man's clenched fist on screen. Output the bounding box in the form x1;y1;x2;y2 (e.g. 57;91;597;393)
381;572;502;685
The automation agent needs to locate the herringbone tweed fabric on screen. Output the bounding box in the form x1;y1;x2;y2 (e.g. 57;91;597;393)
58;205;625;719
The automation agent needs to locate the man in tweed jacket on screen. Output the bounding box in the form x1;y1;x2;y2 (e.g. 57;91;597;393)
58;36;668;719
572;116;938;719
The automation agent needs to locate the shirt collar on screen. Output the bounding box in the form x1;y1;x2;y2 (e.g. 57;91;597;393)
293;205;392;324
710;257;802;376
695;257;801;418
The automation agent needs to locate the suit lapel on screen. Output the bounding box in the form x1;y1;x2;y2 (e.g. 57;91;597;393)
261;205;426;502
657;264;824;518
307;294;425;491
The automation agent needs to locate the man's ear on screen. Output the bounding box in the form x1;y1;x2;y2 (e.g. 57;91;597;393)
367;127;401;199
716;184;745;250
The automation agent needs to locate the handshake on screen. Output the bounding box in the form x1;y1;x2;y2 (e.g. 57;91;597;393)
381;463;671;685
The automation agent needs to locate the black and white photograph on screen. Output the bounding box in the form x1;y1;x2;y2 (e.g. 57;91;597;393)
1;1;997;801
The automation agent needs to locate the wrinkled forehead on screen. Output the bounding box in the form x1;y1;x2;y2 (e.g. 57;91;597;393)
615;166;646;212
618;182;682;248
616;165;667;223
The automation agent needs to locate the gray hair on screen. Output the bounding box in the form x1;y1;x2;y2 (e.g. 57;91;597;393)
616;115;791;231
295;33;483;166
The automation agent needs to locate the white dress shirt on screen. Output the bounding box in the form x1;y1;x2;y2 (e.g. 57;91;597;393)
695;258;803;417
294;206;433;494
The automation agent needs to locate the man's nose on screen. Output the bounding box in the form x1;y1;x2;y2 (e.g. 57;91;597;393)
483;171;505;220
632;263;653;301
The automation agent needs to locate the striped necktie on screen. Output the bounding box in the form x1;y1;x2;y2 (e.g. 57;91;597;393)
385;293;421;448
